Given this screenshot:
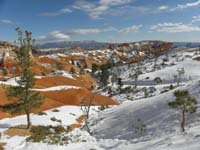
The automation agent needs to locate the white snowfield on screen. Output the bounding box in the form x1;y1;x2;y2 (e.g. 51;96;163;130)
0;77;20;86
0;106;87;132
32;85;80;91
139;59;200;81
1;48;200;149
90;81;200;145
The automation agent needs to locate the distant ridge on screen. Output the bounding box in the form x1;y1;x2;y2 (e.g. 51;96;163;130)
35;40;111;50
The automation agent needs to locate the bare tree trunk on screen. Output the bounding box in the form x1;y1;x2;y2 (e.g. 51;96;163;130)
177;79;180;87
153;57;158;71
81;94;95;135
181;108;185;132
134;76;138;89
25;110;31;129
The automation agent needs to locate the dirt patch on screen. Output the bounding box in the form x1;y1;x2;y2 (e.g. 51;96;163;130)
67;115;86;131
35;75;95;90
0;85;118;119
76;115;86;124
41;88;118;106
3;125;31;137
0;143;6;150
193;56;200;61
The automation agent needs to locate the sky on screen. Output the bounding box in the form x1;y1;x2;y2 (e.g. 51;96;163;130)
0;0;200;43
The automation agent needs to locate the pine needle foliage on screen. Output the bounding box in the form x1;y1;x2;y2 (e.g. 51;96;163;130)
168;90;197;132
0;28;44;129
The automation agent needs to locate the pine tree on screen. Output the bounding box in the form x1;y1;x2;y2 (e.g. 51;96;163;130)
0;28;43;129
168;90;197;132
70;67;75;74
91;63;98;73
100;64;109;86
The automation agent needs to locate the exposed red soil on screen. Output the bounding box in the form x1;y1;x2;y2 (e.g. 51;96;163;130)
35;75;95;90
40;88;118;106
193;56;200;61
0;54;117;121
0;86;118;119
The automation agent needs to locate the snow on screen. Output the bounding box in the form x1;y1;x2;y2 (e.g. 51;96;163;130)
1;47;200;149
0;106;98;132
59;71;75;79
48;70;75;79
32;85;80;91
0;72;75;87
0;107;75;132
0;77;19;86
139;59;200;81
3;135;102;150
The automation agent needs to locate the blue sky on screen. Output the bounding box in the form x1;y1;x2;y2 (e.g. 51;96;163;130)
0;0;200;43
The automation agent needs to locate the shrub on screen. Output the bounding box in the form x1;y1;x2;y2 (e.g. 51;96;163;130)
169;84;174;90
2;68;7;76
50;117;57;122
70;67;76;74
37;112;47;116
154;77;162;84
50;117;62;124
27;126;52;142
52;109;60;112
27;125;66;143
133;118;146;137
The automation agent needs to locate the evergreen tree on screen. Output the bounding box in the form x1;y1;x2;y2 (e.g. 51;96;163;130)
100;64;109;86
118;77;123;93
0;28;43;129
92;63;98;73
168;90;197;132
71;59;75;65
70;67;76;74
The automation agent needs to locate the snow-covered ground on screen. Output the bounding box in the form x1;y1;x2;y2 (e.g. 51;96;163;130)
32;85;80;91
0;106;98;132
1;47;200;149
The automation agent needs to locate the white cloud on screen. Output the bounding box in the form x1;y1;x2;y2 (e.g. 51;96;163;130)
73;0;132;19
158;6;169;11
119;25;143;33
176;0;200;9
89;5;109;19
151;22;200;33
41;8;72;16
37;31;70;42
36;27;116;42
99;0;131;6
159;0;200;12
73;0;96;10
0;19;15;25
36;25;143;43
63;27;116;35
192;15;200;23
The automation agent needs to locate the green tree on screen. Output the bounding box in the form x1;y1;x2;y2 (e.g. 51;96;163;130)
168;90;197;132
0;28;43;129
71;59;75;65
118;77;123;93
91;63;98;73
70;67;75;74
100;64;109;86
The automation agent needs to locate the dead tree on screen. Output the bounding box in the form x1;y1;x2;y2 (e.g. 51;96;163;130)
174;68;185;87
81;94;95;134
129;63;141;89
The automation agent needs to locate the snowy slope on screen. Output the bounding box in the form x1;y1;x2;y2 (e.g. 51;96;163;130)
139;60;200;81
1;48;200;150
91;81;200;139
0;106;98;132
